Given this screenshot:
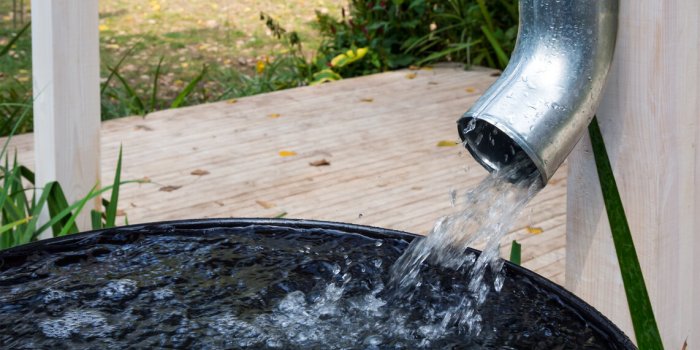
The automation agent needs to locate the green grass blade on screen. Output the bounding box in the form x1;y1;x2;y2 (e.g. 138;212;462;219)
150;56;165;112
108;64;145;114
480;25;510;69
416;41;480;65
0;21;31;58
509;240;521;265
0;217;31;236
57;185;98;237
91;210;103;230
170;65;207;108
101;46;135;95
476;0;494;32
34;180;142;240
0;102;32;159
46;181;79;235
105;146;123;228
588;117;664;349
18;165;34;184
20;181;57;244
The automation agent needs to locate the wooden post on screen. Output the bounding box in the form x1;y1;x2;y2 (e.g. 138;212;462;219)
32;0;101;232
567;0;700;347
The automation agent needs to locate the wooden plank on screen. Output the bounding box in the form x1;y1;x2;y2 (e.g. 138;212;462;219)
31;0;101;232
566;1;700;347
4;65;568;285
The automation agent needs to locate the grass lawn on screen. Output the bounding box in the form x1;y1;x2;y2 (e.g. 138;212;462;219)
0;0;344;128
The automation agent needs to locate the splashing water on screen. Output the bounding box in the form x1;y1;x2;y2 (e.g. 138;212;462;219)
389;157;542;335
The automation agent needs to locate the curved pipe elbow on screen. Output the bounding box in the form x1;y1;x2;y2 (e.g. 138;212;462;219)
458;0;619;185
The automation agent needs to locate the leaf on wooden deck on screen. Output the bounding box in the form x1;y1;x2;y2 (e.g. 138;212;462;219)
465;87;478;93
490;71;502;77
256;200;276;209
309;159;330;167
526;226;544;235
274;212;288;218
268;113;281;119
159;185;182;192
226;99;238;104
140;177;152;183
405;72;417;79
190;169;210;176
116;209;126;216
279;150;297;157
134;125;154;131
437;140;459;147
360;98;374;103
214;201;225;207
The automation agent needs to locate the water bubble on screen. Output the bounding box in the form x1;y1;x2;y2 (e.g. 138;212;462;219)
153;288;175;300
464;119;477;134
42;288;68;304
475;133;483;145
100;279;139;301
39;310;114;339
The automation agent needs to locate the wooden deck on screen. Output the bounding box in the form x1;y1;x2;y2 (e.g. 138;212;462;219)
5;64;567;284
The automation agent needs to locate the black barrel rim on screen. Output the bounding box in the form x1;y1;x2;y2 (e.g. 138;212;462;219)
0;218;636;348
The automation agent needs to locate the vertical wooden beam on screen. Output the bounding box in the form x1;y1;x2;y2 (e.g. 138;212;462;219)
32;0;101;232
567;0;700;348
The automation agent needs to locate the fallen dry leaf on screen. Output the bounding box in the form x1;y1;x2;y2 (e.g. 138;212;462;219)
421;66;434;71
405;72;417;79
527;226;544;235
360;98;374;103
268;113;281;119
256;200;276;209
140;177;151;183
226;99;238;104
408;65;420;70
159;185;182;192
279;150;297;157
274;212;288;218
116;209;126;216
309;159;330;167
134;125;154;131
491;71;502;77
465;87;478;93
437;140;459;147
214;201;225;207
190;169;210;176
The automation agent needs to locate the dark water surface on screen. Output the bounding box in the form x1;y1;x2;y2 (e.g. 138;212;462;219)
0;222;632;349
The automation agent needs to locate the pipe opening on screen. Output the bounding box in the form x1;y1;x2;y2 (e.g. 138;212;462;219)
459;117;539;182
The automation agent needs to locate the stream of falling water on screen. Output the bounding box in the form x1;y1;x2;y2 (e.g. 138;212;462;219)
388;156;542;335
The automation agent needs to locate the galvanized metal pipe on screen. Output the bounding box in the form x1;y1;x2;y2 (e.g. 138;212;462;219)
458;0;619;185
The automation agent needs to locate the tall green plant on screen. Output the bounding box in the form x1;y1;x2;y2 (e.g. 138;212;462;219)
0;105;138;249
405;0;518;69
101;51;208;118
589;117;664;349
